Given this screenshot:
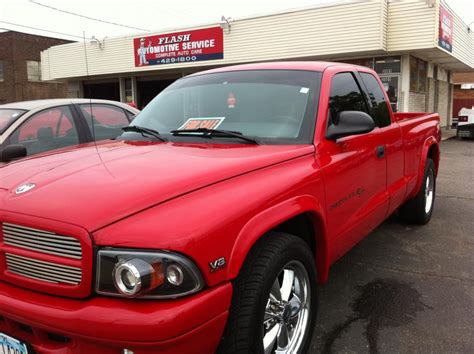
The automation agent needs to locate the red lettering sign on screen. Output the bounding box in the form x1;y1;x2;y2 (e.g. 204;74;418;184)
134;27;224;67
438;5;453;52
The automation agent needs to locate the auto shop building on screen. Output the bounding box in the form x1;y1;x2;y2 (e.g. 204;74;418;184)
40;0;474;128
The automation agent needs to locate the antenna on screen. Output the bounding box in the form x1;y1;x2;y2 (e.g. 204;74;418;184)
82;30;100;159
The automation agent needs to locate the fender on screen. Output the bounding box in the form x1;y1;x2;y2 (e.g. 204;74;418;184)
411;136;440;198
226;195;331;284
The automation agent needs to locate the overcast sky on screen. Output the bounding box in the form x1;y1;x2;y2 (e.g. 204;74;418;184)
0;0;473;41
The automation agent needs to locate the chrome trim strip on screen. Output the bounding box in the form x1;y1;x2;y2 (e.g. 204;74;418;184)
5;235;81;251
5;253;82;285
3;230;80;246
2;223;82;260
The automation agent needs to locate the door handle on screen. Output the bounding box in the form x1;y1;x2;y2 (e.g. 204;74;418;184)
376;145;385;158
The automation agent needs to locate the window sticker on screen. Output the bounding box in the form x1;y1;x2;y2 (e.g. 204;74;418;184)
300;87;309;94
227;92;236;108
178;117;225;130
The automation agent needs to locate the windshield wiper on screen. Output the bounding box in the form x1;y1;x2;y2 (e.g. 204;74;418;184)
171;128;260;144
122;126;168;142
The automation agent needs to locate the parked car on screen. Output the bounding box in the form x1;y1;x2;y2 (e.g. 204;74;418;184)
456;106;474;138
0;99;139;162
0;62;440;354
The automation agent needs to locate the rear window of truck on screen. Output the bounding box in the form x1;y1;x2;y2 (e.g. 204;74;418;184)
360;73;391;128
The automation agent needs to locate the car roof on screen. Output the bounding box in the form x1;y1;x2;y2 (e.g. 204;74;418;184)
188;61;341;77
0;99;138;112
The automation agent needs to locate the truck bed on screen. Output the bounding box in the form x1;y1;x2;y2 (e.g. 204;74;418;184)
393;112;439;123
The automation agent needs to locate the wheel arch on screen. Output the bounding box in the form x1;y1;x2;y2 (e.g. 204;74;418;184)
226;195;331;284
411;137;439;198
427;142;440;176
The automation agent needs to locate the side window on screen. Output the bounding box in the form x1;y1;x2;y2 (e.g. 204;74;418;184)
80;104;129;126
26;60;41;82
328;72;368;126
360;73;391;127
15;106;79;156
125;109;136;121
79;104;129;140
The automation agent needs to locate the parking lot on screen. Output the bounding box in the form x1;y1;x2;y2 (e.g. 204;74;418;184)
311;138;474;353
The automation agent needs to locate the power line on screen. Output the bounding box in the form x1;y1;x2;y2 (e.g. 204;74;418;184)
0;20;89;40
29;0;150;32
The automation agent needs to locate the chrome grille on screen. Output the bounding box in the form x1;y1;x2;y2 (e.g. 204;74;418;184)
5;253;82;285
2;223;82;260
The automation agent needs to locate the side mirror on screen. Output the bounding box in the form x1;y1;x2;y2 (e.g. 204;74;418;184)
326;111;375;141
0;144;27;162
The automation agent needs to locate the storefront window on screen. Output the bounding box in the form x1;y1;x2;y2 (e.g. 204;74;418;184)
125;78;133;103
380;76;399;112
343;56;401;75
27;60;41;81
417;60;427;92
410;56;427;93
341;56;401;112
342;58;374;69
374;56;401;74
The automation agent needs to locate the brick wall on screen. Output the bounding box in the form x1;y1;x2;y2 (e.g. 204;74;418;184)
0;33;13;103
408;92;426;112
453;84;474;118
410;75;453;127
426;78;436;112
454;86;474;99
437;81;449;127
452;72;474;84
0;31;72;104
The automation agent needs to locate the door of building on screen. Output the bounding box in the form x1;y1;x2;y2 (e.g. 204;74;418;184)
379;75;400;112
137;79;177;109
83;82;120;101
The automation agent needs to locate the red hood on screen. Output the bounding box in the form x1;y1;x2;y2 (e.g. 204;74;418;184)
0;141;313;231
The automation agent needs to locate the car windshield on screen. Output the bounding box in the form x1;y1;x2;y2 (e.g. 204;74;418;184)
0;109;27;134
128;70;322;144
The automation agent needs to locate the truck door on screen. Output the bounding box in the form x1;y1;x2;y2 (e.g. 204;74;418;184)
319;71;389;261
358;71;405;216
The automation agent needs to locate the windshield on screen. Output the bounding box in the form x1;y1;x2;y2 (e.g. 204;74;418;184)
0;109;27;134
129;70;322;144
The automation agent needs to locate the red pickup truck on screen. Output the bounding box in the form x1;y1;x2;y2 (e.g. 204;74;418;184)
0;62;440;354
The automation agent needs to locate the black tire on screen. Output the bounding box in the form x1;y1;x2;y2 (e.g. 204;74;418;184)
399;158;436;225
218;232;318;354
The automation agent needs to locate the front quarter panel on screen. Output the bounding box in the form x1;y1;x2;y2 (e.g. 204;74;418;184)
227;195;328;281
93;152;327;287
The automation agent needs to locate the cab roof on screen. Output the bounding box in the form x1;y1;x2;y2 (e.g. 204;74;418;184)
189;61;348;77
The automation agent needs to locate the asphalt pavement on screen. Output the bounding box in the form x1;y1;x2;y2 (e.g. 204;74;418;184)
310;138;474;353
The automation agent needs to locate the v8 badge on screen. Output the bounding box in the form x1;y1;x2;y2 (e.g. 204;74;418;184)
209;257;226;273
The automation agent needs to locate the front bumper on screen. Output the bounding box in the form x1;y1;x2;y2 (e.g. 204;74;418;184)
457;124;474;138
0;281;232;353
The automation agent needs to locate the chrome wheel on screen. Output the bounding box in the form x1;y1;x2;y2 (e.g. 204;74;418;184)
263;261;310;354
425;169;434;214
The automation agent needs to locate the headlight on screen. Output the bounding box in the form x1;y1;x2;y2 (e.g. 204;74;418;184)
96;249;204;299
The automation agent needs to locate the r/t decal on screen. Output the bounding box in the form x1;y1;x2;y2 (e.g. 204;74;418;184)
330;187;365;211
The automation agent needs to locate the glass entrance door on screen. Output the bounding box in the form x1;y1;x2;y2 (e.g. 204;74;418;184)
379;75;400;112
